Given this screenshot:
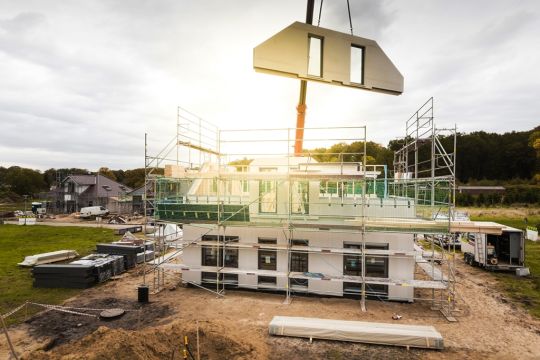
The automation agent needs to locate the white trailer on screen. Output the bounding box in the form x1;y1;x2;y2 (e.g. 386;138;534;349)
462;226;525;271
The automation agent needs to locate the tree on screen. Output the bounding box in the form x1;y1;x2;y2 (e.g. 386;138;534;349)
529;129;540;182
1;166;47;196
98;167;117;181
123;168;146;189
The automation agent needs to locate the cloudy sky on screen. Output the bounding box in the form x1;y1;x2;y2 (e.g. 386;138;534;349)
0;0;539;171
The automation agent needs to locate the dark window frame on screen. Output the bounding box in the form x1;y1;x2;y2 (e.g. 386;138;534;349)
258;276;277;285
258;249;277;271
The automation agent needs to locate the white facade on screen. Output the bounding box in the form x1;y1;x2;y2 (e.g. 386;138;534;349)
181;225;415;301
163;157;432;302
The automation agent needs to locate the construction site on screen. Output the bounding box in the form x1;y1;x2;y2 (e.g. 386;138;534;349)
1;1;539;359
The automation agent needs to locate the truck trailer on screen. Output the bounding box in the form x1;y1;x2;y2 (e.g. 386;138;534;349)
462;226;525;271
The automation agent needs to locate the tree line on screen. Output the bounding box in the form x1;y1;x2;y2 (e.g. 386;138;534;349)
1;126;538;205
0;167;149;201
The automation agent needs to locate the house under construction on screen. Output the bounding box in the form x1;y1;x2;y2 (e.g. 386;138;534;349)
141;99;521;319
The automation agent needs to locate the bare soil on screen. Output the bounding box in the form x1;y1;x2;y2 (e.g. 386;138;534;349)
2;257;539;359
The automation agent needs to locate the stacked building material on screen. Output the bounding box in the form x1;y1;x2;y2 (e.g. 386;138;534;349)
32;265;96;289
71;254;126;283
96;243;144;269
114;225;143;235
136;250;155;264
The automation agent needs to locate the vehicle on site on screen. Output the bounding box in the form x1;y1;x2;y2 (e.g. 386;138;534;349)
80;206;109;219
31;202;47;216
462;226;525;271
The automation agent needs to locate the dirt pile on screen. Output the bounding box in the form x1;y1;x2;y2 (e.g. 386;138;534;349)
27;321;257;360
25;297;171;348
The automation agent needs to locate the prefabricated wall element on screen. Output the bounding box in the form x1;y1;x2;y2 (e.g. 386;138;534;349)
254;22;403;95
268;316;444;350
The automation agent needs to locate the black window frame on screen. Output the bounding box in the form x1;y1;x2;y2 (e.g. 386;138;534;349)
258;249;277;271
258;276;277;285
290;239;309;273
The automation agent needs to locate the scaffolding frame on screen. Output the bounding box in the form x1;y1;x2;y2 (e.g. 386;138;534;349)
144;100;458;319
393;97;458;319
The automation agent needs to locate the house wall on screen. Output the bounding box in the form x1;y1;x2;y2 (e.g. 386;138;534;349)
181;224;415;301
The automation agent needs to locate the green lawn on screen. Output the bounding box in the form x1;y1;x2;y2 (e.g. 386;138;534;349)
0;224;118;324
469;214;540;318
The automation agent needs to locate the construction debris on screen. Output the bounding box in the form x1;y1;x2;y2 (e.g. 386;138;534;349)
108;215;127;224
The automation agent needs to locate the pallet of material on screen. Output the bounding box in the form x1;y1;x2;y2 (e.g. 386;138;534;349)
32;264;96;289
136;250;155;264
268;316;444;350
114;226;143;235
72;254;125;283
95;244;144;269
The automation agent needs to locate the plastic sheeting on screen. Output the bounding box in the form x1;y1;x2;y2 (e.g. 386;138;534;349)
163;224;183;241
18;250;79;267
268;316;444;350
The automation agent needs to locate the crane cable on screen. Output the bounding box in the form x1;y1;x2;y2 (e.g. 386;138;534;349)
317;0;323;26
317;0;353;36
346;0;354;35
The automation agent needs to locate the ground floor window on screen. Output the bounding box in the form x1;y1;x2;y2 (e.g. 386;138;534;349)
343;282;388;299
224;248;238;268
343;243;388;278
202;246;219;267
290;252;308;272
258;276;276;286
201;246;239;268
201;272;238;287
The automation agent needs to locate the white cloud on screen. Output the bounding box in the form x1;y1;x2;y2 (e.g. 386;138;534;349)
0;0;539;171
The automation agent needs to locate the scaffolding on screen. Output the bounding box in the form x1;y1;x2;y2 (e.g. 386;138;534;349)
143;99;459;319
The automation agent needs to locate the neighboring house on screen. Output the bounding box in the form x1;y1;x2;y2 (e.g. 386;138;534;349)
50;174;133;214
128;185;146;215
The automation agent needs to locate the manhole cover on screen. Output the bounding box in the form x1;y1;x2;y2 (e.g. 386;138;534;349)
100;308;126;319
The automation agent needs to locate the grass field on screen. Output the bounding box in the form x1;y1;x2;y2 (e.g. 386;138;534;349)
468;213;540;318
0;224;118;324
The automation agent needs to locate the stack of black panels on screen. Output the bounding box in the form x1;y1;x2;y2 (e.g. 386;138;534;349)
96;244;144;269
32;265;96;289
72;254;126;283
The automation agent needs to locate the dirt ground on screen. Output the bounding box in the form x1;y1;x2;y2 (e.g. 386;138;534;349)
2;257;540;360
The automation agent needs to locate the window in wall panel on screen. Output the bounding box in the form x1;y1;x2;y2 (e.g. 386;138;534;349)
290;251;308;272
350;45;364;84
258;249;277;270
365;243;388;278
201;246;219;266
258;237;277;244
307;35;323;77
259;180;277;213
291;181;309;214
258;276;276;285
224;248;238;268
